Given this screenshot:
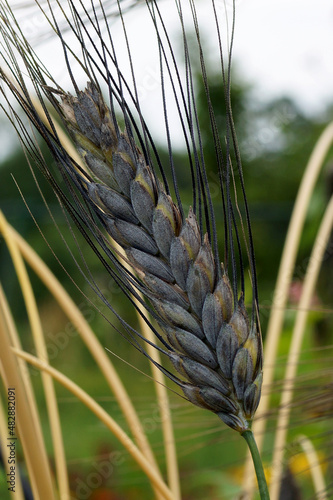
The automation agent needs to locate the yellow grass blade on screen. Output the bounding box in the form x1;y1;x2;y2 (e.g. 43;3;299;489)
111;239;181;500
2;218;168;497
0;211;70;500
32;94;180;499
0;379;25;500
269;194;333;500
0;283;45;451
0;299;55;499
242;121;333;497
12;347;174;500
296;435;327;500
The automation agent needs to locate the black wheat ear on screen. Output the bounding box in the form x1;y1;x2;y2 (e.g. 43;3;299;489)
57;80;263;433
0;0;269;497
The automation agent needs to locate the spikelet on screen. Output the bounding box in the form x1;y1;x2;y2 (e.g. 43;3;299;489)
60;82;263;432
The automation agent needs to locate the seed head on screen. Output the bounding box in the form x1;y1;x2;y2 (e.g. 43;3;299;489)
58;82;263;432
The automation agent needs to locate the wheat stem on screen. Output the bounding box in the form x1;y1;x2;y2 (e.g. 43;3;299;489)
242;430;270;500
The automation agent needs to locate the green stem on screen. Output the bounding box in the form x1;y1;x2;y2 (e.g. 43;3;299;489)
242;430;270;500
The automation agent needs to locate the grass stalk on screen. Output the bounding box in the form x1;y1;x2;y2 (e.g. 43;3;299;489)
4;219;167;498
242;121;333;497
12;347;174;500
296;435;327;500
0;284;46;449
132;292;181;500
112;240;181;500
0;283;46;499
0;301;55;500
269;194;333;500
242;430;270;500
0;211;70;500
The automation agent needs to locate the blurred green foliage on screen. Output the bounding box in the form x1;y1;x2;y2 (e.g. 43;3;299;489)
0;70;332;499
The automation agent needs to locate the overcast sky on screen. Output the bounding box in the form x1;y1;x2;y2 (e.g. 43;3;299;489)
234;0;333;114
14;0;333;111
122;0;333;144
1;0;333;157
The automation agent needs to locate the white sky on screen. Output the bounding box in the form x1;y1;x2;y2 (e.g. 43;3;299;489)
12;0;333;111
234;0;333;114
116;0;333;144
1;0;333;158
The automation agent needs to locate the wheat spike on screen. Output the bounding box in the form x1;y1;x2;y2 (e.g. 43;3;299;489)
59;82;263;432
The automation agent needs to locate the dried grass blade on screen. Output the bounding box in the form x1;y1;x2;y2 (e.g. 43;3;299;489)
270;194;333;500
0;211;70;500
296;435;327;500
4;220;167;498
12;347;174;500
243;121;333;497
0;367;25;500
113;240;181;500
0;283;44;442
0;295;55;499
